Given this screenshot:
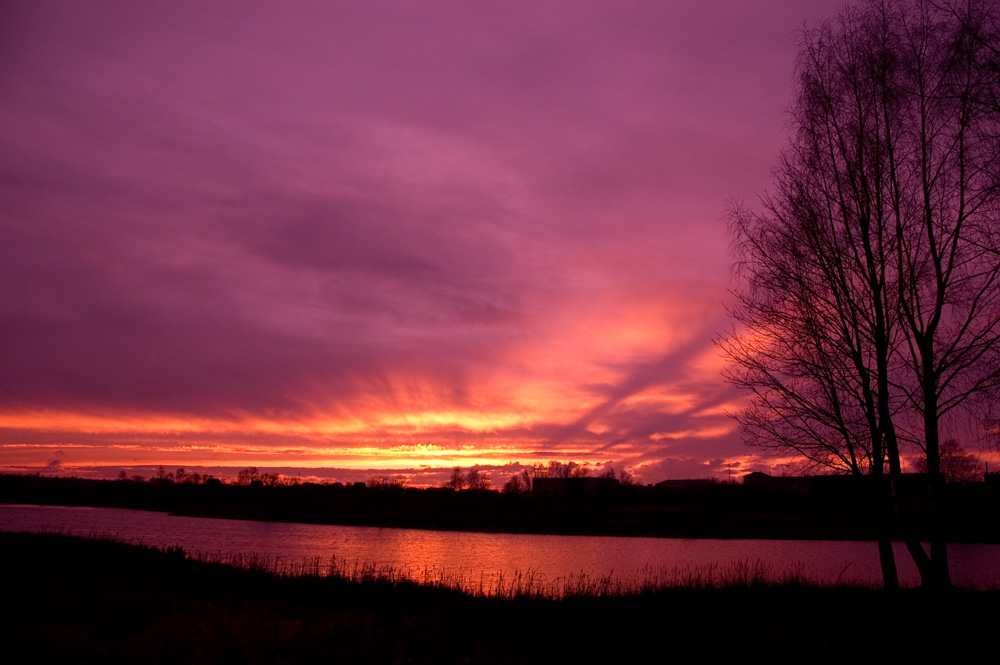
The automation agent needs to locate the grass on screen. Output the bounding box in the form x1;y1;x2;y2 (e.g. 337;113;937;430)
5;531;999;663
187;548;855;598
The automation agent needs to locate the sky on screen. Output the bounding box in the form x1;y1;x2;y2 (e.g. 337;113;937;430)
0;0;851;486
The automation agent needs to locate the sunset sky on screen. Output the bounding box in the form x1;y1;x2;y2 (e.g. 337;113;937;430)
1;0;853;485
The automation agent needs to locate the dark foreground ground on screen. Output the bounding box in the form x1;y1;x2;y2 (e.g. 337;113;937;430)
4;532;999;664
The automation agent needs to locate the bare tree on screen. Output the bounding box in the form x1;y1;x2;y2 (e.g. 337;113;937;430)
883;0;1000;586
502;472;529;494
914;439;985;483
235;467;287;486
444;467;467;490
465;467;490;490
600;464;636;486
236;467;261;485
722;0;1000;589
722;199;885;477
532;460;591;479
366;475;407;490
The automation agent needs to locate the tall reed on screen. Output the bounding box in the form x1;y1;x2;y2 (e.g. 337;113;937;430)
188;549;873;599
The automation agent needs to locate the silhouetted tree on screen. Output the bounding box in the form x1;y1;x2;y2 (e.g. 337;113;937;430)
722;0;1000;589
444;467;467;490
367;475;406;490
502;470;532;494
620;469;635;486
502;474;523;494
914;440;984;484
533;460;591;479
465;467;490;490
600;464;636;486
236;467;261;486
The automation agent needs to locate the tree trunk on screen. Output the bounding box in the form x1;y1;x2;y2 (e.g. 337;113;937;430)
922;344;951;589
884;421;933;585
873;466;900;592
877;536;899;592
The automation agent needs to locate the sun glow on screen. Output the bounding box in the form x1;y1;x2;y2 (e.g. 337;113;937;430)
0;294;735;479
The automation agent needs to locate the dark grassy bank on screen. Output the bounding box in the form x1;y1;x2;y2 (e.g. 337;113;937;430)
4;472;1000;542
5;531;999;664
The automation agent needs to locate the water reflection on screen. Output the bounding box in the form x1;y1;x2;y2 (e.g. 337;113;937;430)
3;504;998;590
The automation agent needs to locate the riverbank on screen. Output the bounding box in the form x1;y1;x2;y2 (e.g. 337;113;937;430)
5;473;1000;542
5;531;998;663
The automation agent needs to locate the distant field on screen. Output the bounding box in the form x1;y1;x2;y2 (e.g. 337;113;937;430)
5;531;999;663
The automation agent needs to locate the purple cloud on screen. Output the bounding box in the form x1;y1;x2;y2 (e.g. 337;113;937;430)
1;1;844;481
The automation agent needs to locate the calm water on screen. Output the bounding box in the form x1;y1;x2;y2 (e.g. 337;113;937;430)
4;503;999;590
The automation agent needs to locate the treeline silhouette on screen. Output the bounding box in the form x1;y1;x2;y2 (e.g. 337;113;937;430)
4;472;1000;541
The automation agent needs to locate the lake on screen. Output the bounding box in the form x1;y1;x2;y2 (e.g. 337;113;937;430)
4;503;999;591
